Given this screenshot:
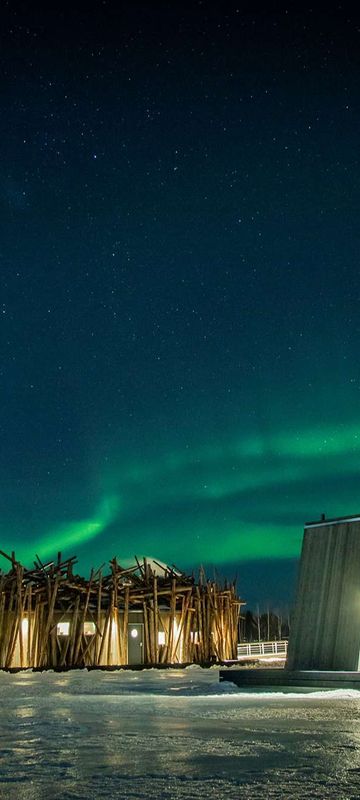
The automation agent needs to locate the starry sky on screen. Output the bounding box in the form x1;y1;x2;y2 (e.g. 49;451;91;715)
1;3;360;607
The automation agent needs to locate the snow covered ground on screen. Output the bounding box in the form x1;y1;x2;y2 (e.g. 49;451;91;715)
1;666;360;799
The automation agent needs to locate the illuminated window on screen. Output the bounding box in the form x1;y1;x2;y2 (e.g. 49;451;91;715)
190;631;200;644
21;618;29;635
83;621;96;636
158;631;166;645
57;622;70;636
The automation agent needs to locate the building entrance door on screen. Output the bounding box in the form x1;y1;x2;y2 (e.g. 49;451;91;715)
127;623;144;664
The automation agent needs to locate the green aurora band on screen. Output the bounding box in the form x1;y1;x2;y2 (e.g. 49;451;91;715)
2;420;359;572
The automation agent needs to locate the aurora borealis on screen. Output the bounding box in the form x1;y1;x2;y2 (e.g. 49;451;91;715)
2;5;360;606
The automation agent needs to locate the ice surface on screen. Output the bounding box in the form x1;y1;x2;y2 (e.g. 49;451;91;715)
1;666;360;799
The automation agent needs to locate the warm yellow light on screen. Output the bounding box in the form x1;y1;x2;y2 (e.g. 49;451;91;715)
158;631;166;645
83;621;96;636
21;618;29;635
57;622;70;636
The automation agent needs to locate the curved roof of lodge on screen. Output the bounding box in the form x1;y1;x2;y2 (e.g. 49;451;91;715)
139;557;182;577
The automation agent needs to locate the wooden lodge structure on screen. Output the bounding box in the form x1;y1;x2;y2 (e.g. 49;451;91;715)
0;550;242;670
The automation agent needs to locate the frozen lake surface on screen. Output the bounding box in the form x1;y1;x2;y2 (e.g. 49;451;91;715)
1;666;360;799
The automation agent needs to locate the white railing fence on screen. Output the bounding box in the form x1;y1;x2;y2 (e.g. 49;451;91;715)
237;640;288;659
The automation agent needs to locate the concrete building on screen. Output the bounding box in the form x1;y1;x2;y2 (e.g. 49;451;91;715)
287;514;360;671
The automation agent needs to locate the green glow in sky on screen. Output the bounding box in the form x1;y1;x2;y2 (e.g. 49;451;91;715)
2;6;360;613
3;419;357;575
2;497;119;568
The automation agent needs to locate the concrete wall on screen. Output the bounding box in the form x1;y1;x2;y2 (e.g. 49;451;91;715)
287;519;360;671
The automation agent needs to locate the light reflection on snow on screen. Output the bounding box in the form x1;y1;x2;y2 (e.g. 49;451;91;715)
1;668;360;799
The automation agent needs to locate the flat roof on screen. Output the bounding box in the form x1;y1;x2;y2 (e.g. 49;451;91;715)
305;513;360;529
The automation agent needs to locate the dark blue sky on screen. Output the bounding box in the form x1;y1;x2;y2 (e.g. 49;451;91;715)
1;3;360;607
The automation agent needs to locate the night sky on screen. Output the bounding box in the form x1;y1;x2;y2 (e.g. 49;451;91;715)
2;4;360;607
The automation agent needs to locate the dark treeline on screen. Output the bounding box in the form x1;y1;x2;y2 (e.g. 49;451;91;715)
240;609;291;642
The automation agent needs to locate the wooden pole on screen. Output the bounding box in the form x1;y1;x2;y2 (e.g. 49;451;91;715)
153;575;159;663
123;586;129;664
95;573;103;665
